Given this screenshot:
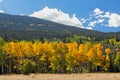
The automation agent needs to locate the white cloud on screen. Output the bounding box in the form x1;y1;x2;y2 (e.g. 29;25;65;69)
88;21;97;27
30;7;120;30
0;0;3;2
80;18;87;23
0;9;4;13
89;8;120;28
30;6;84;28
19;14;25;16
93;8;104;15
104;12;111;18
86;27;93;30
88;19;104;27
107;13;120;27
98;12;120;27
98;19;105;23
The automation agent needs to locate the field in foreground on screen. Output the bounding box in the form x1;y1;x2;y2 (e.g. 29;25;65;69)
0;73;120;80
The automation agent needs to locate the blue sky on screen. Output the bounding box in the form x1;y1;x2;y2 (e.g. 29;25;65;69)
0;0;120;32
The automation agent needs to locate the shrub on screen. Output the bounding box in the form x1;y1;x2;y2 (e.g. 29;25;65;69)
21;60;35;74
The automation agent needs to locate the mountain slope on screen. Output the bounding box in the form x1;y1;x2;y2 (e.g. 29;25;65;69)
0;13;120;41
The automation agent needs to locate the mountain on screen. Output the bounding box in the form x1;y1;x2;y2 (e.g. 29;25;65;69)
0;13;120;41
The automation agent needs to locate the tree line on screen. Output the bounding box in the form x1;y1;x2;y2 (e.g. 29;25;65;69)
0;37;120;74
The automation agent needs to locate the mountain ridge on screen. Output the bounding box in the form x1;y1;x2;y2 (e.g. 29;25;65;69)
0;13;120;41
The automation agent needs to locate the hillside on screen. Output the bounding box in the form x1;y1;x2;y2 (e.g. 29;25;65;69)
0;13;120;41
0;13;120;74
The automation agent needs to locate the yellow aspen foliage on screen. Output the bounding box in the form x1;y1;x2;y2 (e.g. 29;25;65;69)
105;48;111;54
87;48;95;62
24;42;34;57
1;37;120;73
3;42;11;55
92;44;104;66
114;52;120;70
66;42;78;58
33;42;42;55
104;48;111;70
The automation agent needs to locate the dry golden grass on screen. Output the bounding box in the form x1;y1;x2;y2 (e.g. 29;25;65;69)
0;73;120;80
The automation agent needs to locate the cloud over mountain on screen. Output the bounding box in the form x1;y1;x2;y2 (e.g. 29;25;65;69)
30;7;120;30
107;13;120;27
0;9;4;13
89;8;120;28
88;19;104;27
30;7;84;28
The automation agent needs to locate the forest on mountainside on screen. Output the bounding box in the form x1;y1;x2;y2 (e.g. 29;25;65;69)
1;13;120;42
